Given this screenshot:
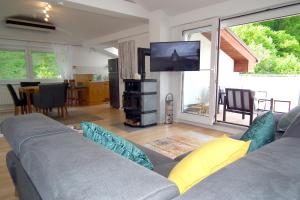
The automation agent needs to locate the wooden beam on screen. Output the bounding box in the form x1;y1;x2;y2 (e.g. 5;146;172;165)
203;29;257;73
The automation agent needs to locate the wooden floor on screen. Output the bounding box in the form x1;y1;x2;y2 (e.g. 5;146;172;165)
0;103;230;200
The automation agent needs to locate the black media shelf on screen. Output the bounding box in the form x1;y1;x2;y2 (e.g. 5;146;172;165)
123;79;157;127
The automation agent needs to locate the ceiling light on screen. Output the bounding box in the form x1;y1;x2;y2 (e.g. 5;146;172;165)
44;18;49;22
45;14;50;18
45;7;49;11
43;10;47;14
47;4;52;9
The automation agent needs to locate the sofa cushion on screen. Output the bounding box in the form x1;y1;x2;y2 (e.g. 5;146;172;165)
240;111;275;152
135;143;174;167
0;113;74;155
20;133;179;200
153;162;178;177
174;151;192;162
175;137;300;200
80;122;153;169
278;105;300;132
283;113;300;138
169;136;250;194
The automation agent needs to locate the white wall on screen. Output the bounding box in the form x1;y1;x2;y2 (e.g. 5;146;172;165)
149;10;172;123
219;74;300;111
72;46;112;78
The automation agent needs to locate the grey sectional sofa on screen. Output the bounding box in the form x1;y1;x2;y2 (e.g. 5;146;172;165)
1;113;300;200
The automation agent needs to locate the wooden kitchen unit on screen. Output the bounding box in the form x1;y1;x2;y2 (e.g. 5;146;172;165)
88;81;110;105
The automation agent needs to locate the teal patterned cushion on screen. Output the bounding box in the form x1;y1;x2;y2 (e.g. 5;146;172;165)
80;122;153;170
240;111;275;152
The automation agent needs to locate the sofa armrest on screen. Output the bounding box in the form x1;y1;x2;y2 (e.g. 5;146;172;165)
6;151;42;200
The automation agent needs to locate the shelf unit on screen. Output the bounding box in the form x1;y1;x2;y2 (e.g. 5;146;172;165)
123;79;157;127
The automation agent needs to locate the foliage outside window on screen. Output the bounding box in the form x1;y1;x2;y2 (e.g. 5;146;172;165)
0;50;27;80
0;48;61;81
231;15;300;74
32;51;60;79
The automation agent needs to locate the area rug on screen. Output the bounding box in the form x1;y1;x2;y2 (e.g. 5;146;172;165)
49;110;103;125
144;134;217;159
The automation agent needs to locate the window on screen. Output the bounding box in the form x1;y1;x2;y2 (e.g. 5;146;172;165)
32;51;60;79
0;47;61;81
182;26;213;117
0;50;27;80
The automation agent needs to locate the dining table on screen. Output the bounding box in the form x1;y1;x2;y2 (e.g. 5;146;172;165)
19;86;39;113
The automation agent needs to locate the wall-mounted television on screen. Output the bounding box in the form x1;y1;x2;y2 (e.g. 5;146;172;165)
150;41;200;72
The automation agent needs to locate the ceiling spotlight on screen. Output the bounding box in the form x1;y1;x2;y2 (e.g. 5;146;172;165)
45;7;49;11
43;10;47;14
45;14;50;18
44;18;49;22
47;4;52;9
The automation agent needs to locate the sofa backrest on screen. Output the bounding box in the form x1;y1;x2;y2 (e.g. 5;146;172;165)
1;114;179;200
282;113;300;138
175;136;300;200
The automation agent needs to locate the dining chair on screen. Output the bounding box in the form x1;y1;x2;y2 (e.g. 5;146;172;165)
20;82;40;104
33;83;67;118
7;84;27;115
20;82;40;87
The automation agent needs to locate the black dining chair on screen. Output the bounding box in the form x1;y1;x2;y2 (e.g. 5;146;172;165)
33;83;67;118
20;82;40;87
7;84;27;115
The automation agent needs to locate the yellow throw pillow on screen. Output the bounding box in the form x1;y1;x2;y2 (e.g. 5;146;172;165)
168;136;250;194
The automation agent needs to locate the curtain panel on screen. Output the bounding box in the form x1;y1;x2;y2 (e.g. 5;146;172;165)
52;44;74;80
118;40;136;79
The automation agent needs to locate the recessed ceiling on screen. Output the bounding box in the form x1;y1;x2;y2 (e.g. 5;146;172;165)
135;0;230;15
0;0;147;45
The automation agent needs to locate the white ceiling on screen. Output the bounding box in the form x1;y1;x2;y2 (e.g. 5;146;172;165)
135;0;230;15
0;0;232;45
0;0;147;45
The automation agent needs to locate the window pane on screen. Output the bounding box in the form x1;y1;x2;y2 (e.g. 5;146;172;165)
182;26;212;116
182;70;210;116
32;51;61;79
0;50;27;80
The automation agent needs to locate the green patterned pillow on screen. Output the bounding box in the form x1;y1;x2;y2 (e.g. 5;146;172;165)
240;111;275;152
80;122;153;170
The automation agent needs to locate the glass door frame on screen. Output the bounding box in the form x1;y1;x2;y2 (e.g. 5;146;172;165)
172;18;220;125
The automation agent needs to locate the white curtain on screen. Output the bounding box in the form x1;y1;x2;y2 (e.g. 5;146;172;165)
52;44;74;80
118;40;136;79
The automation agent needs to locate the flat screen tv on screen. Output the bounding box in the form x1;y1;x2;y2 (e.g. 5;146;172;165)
150;41;200;72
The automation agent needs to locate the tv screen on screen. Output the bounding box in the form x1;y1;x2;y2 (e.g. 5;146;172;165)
150;41;200;72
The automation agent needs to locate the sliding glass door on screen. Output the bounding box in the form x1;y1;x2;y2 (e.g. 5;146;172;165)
217;5;300;126
175;19;220;125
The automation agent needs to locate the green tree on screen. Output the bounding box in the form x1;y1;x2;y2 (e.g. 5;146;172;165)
258;15;300;44
0;50;27;80
231;18;300;74
32;52;60;79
